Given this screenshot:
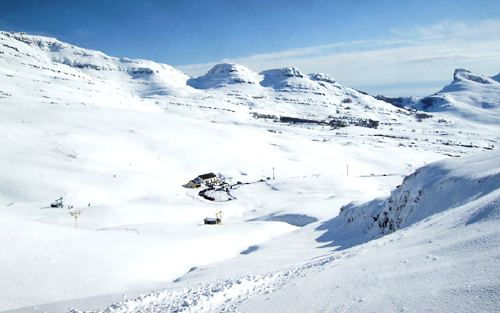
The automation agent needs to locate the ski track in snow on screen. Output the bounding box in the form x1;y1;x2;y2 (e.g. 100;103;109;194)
70;254;342;313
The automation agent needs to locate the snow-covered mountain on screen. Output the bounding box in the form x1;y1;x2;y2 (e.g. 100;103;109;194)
492;72;500;83
1;31;500;312
188;63;340;93
0;31;190;103
1;31;406;126
187;63;262;88
378;68;500;123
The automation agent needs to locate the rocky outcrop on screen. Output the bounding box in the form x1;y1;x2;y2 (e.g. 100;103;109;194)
453;68;494;85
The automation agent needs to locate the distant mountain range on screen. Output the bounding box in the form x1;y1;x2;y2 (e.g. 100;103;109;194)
2;30;500;125
376;69;500;123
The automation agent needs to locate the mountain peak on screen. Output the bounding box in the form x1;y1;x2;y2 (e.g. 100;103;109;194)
187;63;262;89
260;67;305;79
309;73;336;84
491;72;500;83
259;67;310;89
206;63;244;75
1;31;69;53
453;68;494;85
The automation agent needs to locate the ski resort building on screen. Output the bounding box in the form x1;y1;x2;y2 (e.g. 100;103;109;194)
203;217;221;225
183;172;218;188
204;211;223;225
198;172;218;184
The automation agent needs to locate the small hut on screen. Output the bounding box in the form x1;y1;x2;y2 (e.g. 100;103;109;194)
204;217;220;225
204;211;223;225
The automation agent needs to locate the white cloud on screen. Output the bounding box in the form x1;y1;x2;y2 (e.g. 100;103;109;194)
403;19;500;41
177;20;500;97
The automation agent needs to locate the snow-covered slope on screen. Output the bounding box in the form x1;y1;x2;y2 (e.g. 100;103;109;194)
259;67;308;89
184;63;405;127
1;31;500;312
61;150;500;313
260;67;339;92
235;151;500;312
318;149;500;248
492;72;500;83
379;68;500;123
0;31;191;100
187;63;262;89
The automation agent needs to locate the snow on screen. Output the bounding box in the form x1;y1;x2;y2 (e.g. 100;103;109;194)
187;63;262;89
1;31;500;312
453;68;496;85
388;68;500;123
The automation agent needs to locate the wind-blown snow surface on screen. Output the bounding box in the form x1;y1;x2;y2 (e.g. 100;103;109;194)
1;31;500;312
54;151;500;312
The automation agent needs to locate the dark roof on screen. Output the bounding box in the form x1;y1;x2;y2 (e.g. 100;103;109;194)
198;172;217;180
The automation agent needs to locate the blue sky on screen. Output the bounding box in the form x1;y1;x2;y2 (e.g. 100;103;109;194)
1;0;500;96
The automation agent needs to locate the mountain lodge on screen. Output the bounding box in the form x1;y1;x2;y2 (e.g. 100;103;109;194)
183;172;219;188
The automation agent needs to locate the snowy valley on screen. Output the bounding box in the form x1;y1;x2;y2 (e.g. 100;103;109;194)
1;31;499;312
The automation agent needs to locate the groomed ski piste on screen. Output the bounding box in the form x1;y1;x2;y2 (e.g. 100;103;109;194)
1;31;499;312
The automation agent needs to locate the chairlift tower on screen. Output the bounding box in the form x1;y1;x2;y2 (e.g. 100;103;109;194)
216;211;223;225
70;210;81;228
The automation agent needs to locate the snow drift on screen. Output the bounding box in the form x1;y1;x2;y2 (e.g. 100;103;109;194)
317;150;500;249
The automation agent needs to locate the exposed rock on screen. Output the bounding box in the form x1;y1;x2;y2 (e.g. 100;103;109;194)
453;68;493;84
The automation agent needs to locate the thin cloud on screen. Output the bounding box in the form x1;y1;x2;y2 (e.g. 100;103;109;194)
416;20;500;40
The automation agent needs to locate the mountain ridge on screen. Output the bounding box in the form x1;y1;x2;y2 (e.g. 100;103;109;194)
0;31;406;127
376;68;500;123
3;30;500;125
